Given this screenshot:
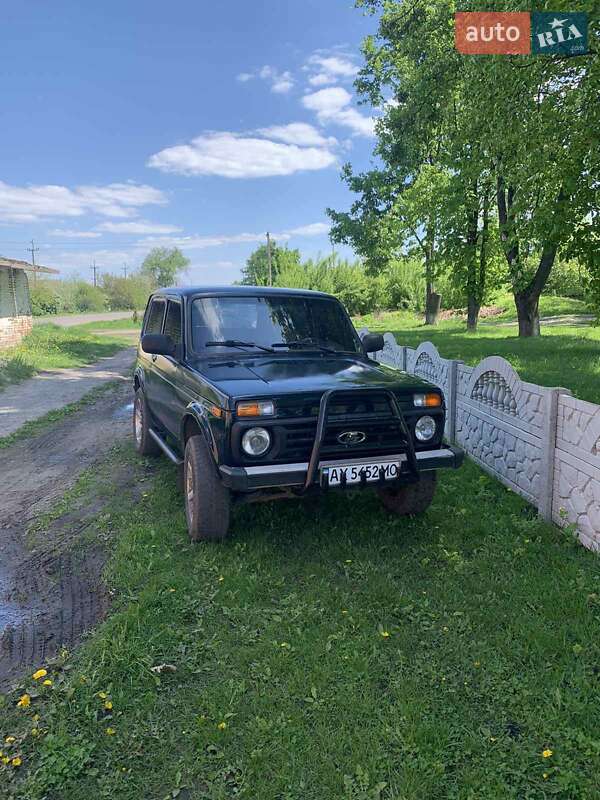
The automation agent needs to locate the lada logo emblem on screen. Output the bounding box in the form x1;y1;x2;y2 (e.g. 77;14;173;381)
337;431;366;445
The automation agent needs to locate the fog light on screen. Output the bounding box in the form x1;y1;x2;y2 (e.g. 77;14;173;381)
415;415;436;442
241;427;271;456
413;392;442;407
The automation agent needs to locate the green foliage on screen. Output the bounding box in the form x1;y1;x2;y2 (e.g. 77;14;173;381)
140;247;189;288
544;259;590;300
0;324;131;391
101;273;153;310
30;283;61;316
241;242;301;286
71;282;106;312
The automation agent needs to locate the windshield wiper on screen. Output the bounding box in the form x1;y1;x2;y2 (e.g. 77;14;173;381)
205;339;274;353
271;340;338;355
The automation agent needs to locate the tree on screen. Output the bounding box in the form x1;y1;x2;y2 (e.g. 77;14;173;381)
347;0;599;336
102;273;153;310
141;247;189;288
241;243;301;286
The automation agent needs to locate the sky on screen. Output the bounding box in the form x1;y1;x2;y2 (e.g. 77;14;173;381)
0;0;380;285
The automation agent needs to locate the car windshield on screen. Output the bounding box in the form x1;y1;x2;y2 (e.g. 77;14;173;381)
191;295;361;355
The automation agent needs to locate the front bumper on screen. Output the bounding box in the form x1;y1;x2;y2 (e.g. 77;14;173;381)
219;444;464;492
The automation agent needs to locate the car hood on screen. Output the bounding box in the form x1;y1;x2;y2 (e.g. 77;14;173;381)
189;354;434;403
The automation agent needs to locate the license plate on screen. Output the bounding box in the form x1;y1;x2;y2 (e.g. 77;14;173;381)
322;461;400;487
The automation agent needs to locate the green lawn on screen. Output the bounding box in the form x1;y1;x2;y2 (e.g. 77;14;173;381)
1;446;599;799
354;307;600;405
0;324;133;392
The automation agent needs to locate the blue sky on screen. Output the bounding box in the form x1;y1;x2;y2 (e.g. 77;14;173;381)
1;1;379;284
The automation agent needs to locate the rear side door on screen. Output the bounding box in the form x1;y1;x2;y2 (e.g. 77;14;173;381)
142;296;167;417
151;298;187;436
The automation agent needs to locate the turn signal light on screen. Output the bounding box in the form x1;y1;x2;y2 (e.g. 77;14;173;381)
236;400;275;417
413;393;442;408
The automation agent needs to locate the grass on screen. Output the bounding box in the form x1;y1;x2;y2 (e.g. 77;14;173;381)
1;445;600;799
354;305;600;405
488;292;592;322
0;324;133;392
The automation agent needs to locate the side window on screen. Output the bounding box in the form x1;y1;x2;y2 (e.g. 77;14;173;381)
163;300;182;345
144;298;166;334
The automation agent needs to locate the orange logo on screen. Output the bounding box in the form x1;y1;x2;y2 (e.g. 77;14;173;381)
455;12;531;55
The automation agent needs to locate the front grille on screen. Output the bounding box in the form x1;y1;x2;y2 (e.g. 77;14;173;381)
280;415;408;463
231;391;443;467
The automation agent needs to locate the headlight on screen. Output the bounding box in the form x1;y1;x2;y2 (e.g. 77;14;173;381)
237;400;275;417
413;392;442;408
241;427;271;456
415;415;436;442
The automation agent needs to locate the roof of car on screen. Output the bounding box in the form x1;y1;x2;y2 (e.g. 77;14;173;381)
154;285;334;299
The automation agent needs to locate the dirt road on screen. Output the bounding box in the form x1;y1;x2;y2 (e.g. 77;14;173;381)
33;311;140;327
0;382;145;688
0;347;136;439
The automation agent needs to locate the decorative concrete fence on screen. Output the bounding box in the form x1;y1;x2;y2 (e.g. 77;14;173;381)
359;329;600;552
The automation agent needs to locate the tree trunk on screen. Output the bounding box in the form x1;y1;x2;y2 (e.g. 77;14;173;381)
425;282;441;325
514;291;540;337
466;295;480;331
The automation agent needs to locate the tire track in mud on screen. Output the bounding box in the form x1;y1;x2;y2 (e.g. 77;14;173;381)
0;380;139;688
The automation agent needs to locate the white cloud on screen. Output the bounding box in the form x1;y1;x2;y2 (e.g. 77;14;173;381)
286;222;330;237
302;87;375;137
0;181;167;223
255;122;337;148
49;228;102;238
97;220;182;235
137;221;330;251
306;53;359;87
147;131;337;178
237;65;295;94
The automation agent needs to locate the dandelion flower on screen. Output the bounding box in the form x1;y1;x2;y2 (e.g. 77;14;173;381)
1;757;9;765
11;757;22;767
98;692;108;700
380;630;390;638
218;576;224;582
42;679;52;687
341;610;348;614
543;773;549;780
217;721;227;730
4;737;15;744
31;728;39;737
104;701;113;710
542;749;553;758
32;714;40;722
17;694;31;708
32;669;47;681
105;727;116;736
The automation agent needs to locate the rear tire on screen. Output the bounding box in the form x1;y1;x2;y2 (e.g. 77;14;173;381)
184;434;231;542
377;473;437;516
133;389;161;456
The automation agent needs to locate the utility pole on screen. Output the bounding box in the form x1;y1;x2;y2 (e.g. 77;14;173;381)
122;263;128;279
266;231;272;287
91;259;98;287
27;239;39;285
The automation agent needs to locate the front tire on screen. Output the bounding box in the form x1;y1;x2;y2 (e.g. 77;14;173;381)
377;472;437;516
184;434;231;542
133;389;161;456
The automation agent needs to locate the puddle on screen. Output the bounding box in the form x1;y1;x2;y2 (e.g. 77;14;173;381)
112;402;133;420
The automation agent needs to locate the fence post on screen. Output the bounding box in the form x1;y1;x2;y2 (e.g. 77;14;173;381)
446;360;461;445
538;388;562;522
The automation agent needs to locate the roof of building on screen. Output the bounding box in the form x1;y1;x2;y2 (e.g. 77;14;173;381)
0;256;59;275
155;285;333;299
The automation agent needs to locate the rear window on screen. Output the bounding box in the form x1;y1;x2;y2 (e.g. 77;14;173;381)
163;300;182;344
144;298;166;334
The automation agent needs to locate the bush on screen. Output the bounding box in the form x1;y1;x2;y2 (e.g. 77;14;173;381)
72;282;106;312
30;283;61;316
544;259;589;299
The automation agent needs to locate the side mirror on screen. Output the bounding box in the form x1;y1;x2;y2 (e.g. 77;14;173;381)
362;333;384;354
141;333;176;357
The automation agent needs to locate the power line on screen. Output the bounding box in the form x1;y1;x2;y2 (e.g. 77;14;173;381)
266;231;272;287
27;239;39;284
